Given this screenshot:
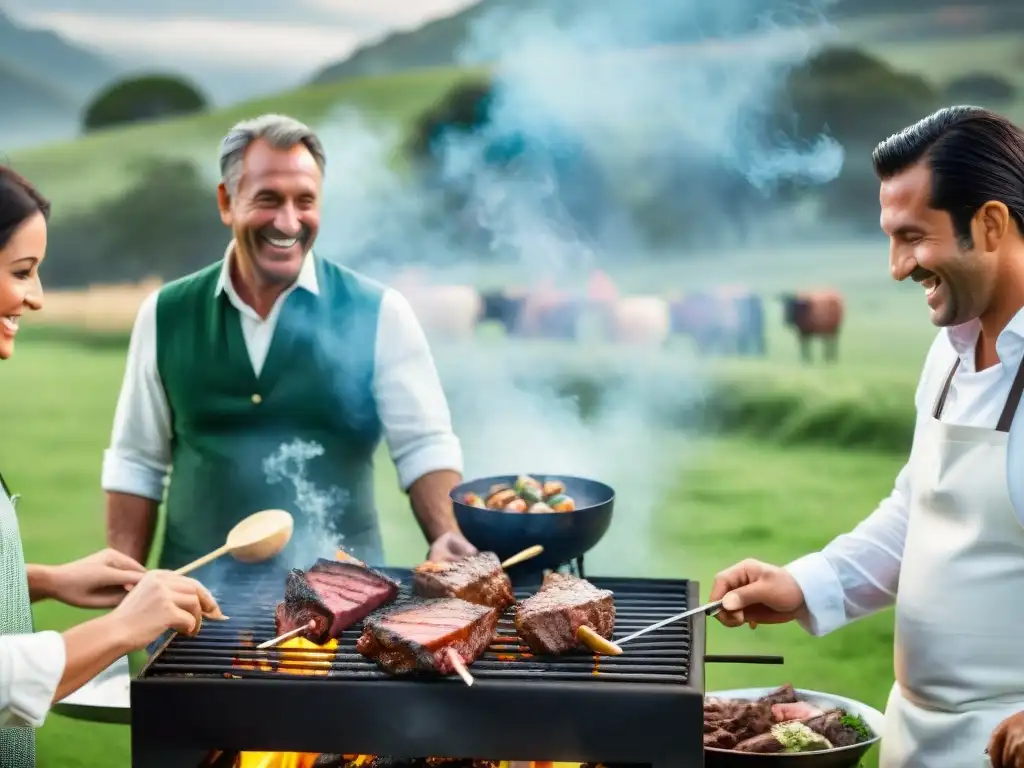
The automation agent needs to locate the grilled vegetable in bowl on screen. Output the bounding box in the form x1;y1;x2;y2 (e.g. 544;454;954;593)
451;474;614;573
463;475;576;513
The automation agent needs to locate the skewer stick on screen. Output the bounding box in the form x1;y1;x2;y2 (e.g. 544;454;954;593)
257;620;316;650
577;625;623;656
501;545;544;569
446;648;475;686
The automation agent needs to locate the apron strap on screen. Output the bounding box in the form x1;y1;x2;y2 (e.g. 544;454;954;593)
996;358;1024;432
933;358;961;420
932;355;1024;432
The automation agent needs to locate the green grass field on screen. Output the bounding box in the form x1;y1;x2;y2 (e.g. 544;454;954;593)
1;308;921;766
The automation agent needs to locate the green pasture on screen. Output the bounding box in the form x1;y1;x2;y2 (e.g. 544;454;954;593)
1;271;932;765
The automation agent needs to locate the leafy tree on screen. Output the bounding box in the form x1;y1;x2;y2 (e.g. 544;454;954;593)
82;73;208;132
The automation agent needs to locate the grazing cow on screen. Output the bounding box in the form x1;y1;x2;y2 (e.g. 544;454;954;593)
607;296;672;346
517;280;580;340
395;281;484;340
480;289;526;334
779;289;844;363
669;288;765;356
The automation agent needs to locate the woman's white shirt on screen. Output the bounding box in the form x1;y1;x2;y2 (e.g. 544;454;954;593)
0;631;65;727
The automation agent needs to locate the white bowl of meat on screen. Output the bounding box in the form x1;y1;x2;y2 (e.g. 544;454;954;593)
704;684;884;767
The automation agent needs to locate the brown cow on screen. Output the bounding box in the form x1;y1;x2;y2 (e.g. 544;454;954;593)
779;289;844;363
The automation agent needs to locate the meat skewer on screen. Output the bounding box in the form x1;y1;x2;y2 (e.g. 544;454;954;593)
445;648;474;687
356;596;501;681
499;545;544;569
274;559;400;644
257;620;317;650
515;572;620;656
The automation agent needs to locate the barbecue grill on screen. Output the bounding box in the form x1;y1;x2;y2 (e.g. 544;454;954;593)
132;566;705;767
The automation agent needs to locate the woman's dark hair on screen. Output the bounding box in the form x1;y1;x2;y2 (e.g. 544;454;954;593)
0;165;51;251
871;106;1024;246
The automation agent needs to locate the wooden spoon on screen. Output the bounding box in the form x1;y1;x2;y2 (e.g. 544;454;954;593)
174;509;294;576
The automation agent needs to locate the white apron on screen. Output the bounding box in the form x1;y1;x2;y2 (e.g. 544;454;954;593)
882;357;1024;768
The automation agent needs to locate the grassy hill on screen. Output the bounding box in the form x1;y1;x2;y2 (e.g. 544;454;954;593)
310;0;1024;84
7;8;1024;220
7;65;477;219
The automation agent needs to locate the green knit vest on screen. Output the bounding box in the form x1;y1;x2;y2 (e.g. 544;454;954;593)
0;473;35;766
154;257;385;571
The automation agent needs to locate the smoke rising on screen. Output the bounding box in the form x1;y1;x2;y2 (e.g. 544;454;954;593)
263;439;352;567
271;0;848;573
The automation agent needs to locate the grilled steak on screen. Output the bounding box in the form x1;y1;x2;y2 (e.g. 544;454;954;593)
412;552;515;610
356;597;500;675
275;559;400;643
514;572;615;654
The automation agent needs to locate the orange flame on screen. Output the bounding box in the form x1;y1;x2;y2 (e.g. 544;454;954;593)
232;637;339;675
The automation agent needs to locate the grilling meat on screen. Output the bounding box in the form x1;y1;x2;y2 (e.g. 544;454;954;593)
356;597;500;675
514;572;615;654
412;552;515;610
703;684;875;753
275;559;400;644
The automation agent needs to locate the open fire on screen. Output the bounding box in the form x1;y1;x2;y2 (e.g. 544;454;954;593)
235;759;577;767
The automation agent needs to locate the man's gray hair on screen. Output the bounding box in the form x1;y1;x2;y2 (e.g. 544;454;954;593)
218;113;326;195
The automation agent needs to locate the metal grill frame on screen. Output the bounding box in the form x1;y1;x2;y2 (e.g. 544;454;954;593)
130;573;705;768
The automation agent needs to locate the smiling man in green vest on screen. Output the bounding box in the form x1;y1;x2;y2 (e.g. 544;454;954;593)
101;113;476;573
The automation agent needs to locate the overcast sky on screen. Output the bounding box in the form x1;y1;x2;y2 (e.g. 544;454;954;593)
4;0;480;102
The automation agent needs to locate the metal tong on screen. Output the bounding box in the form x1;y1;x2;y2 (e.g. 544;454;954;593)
615;600;724;646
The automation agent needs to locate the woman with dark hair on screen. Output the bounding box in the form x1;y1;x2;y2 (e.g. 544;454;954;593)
0;165;222;767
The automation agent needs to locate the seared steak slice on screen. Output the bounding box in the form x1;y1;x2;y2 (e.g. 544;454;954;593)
275;560;399;643
733;732;786;753
514;572;615;654
412;552;514;610
757;683;798;706
704;728;739;749
356;597;500;675
274;570;333;644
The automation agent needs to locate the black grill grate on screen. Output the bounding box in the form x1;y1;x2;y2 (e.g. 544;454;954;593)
144;571;693;686
131;568;705;768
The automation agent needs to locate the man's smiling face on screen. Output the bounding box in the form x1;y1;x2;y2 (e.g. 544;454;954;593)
220;138;322;286
881;160;996;327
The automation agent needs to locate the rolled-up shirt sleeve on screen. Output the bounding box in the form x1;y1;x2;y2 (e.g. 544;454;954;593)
0;631;65;728
100;290;172;501
785;464;911;636
374;288;463;490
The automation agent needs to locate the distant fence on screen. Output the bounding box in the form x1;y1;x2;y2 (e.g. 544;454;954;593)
36;278;162;332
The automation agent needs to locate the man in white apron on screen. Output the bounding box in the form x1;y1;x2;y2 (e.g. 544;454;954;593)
706;105;1024;768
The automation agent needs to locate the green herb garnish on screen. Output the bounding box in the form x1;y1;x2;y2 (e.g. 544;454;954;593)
840;713;872;740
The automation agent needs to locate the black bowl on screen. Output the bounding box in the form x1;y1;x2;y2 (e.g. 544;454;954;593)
451;474;614;573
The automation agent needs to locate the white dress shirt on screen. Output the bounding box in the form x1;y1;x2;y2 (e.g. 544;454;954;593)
0;631;65;728
101;248;463;501
787;310;1024;636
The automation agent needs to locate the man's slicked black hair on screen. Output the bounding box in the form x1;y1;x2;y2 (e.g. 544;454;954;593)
872;105;1024;245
